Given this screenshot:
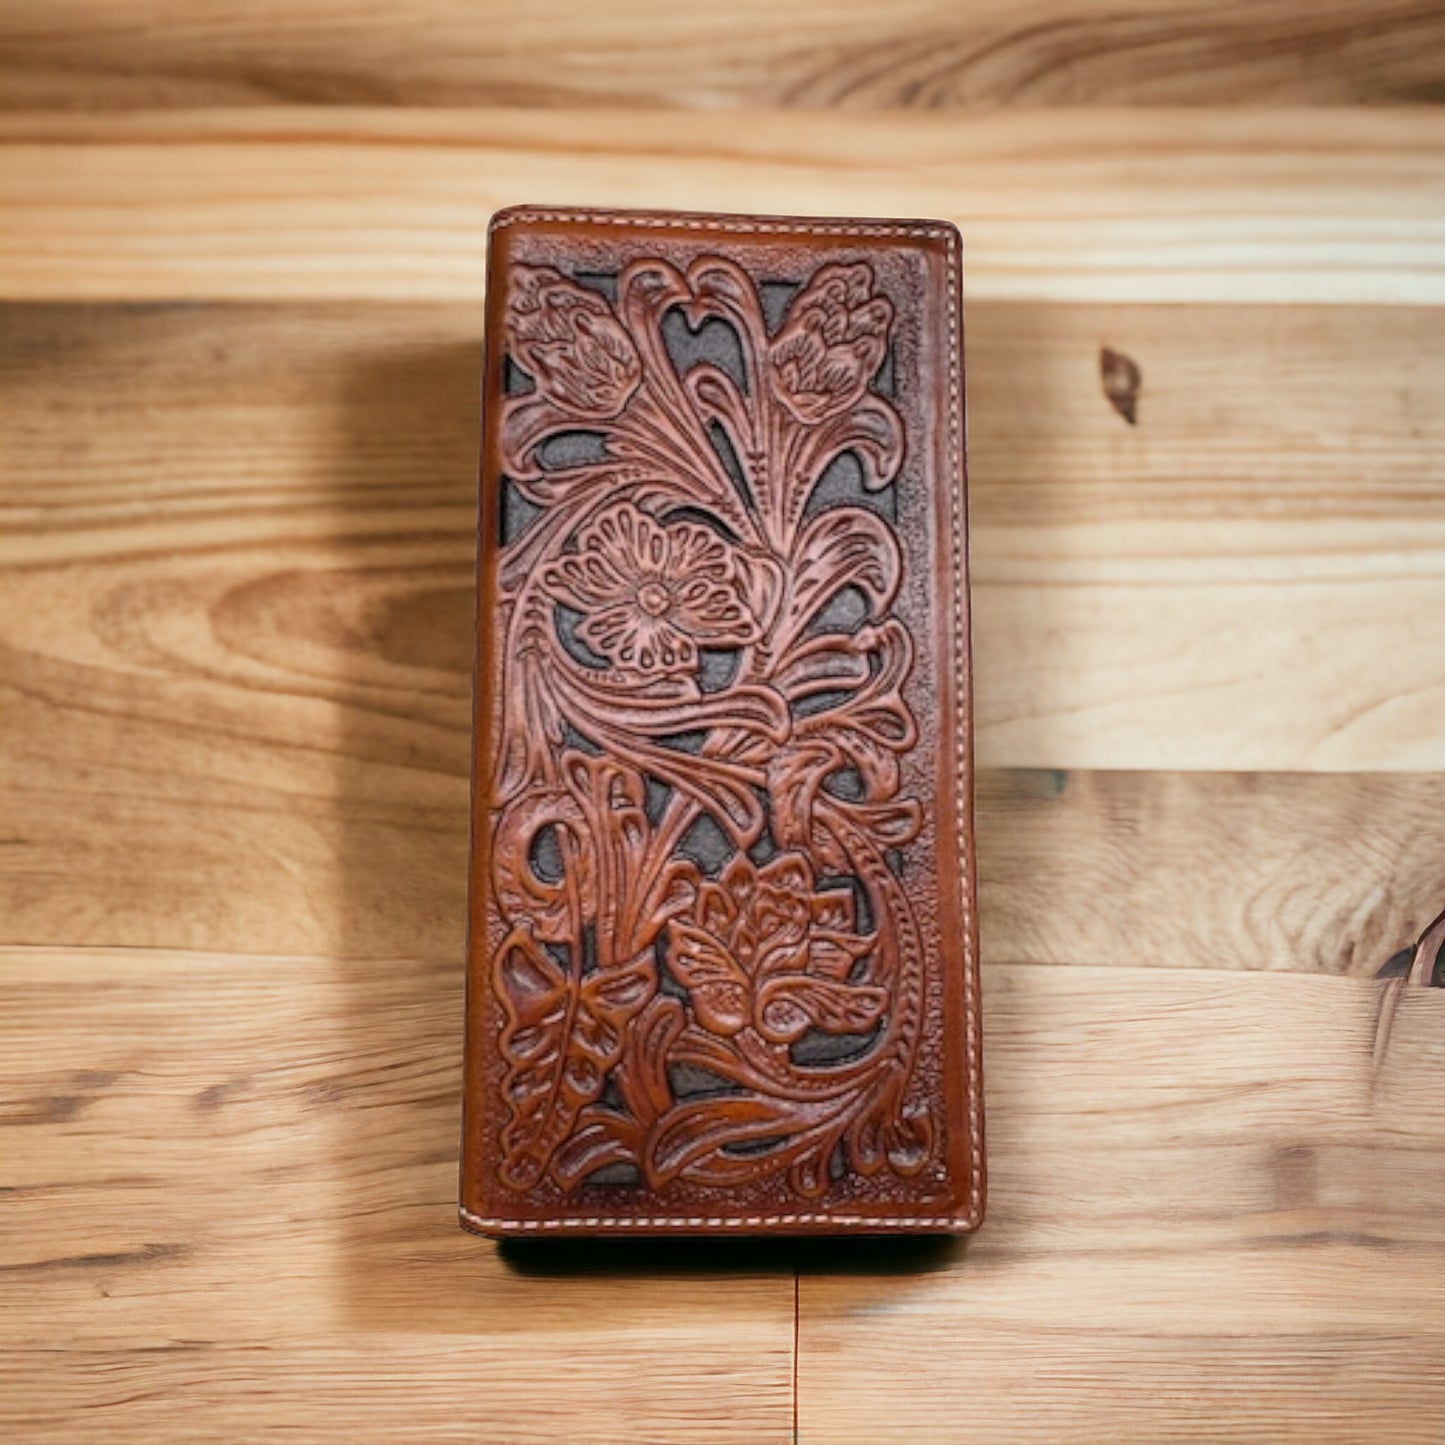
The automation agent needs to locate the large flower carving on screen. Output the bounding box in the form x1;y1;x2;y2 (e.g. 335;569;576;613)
769;263;893;424
668;852;886;1046
508;265;642;419
541;503;762;677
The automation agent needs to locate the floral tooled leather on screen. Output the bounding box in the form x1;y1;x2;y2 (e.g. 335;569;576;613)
669;851;886;1046
466;210;982;1235
539;503;764;675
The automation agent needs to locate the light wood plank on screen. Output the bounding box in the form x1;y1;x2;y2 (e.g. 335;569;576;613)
10;300;1443;542
0;946;794;1443
974;574;1445;770
980;769;1445;976
1;1;1441;110
968;300;1445;547
966;298;1445;769
4;950;1440;1441
3;300;1444;961
1;108;1443;304
799;962;1445;1444
0;1339;786;1445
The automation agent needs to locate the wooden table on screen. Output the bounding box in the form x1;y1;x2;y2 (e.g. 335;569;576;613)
2;5;1444;1441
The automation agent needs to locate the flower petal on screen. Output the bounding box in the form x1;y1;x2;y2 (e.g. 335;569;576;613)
541;548;631;612
507;266;641;420
667;922;752;1036
577;601;643;665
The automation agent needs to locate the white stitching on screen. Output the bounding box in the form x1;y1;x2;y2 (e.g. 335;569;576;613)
489;208;956;242
460;1206;975;1232
945;227;984;1230
474;207;980;1234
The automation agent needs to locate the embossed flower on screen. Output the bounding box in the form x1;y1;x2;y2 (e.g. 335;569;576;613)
769;263;893;424
667;852;885;1046
508;265;642;419
541;503;760;676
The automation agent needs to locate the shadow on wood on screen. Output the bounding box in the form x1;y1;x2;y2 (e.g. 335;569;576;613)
500;1233;966;1278
325;329;487;1329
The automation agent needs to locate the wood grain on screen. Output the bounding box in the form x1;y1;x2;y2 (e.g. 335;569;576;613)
0;947;795;1444
799;963;1445;1444
1;1;1442;110
0;297;1439;803
980;770;1445;977
0;304;477;958
966;298;1445;770
11;299;1442;538
2;108;1443;304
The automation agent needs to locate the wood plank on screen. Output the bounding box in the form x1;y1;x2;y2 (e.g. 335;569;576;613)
980;770;1445;977
0;946;795;1443
974;576;1445;770
1;1;1442;110
0;303;478;959
798;963;1445;1444
3;300;1443;960
1;108;1443;304
4;950;1439;1439
968;300;1445;541
966;298;1445;770
0;1340;786;1445
10;300;1442;539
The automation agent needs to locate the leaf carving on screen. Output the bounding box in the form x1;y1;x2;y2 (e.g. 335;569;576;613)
772;507;902;658
755;975;888;1046
491;787;589;941
494;927;654;1191
648;1094;814;1185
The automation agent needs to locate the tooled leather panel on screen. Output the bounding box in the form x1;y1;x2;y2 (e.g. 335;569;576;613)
465;211;981;1233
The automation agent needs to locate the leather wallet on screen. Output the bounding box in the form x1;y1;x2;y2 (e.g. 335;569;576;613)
461;206;984;1236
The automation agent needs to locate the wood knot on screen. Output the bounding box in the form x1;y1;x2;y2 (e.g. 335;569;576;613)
1100;347;1141;425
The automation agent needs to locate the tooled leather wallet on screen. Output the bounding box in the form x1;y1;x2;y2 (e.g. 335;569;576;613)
460;205;984;1237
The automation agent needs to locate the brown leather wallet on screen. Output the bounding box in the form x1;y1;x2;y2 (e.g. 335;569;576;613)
461;206;983;1236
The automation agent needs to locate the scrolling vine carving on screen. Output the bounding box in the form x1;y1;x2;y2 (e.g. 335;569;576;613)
488;254;935;1200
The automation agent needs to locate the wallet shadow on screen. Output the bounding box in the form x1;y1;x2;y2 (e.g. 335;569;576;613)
499;1233;968;1278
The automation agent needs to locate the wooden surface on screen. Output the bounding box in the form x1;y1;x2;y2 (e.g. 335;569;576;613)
2;6;1443;1441
3;109;1444;305
2;1;1443;109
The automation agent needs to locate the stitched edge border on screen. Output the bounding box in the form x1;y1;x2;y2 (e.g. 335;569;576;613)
946;224;985;1232
460;1203;974;1233
471;207;980;1234
489;208;957;242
